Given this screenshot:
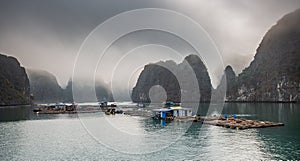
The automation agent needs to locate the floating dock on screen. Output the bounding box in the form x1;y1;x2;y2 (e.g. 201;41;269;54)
142;106;285;130
198;116;284;130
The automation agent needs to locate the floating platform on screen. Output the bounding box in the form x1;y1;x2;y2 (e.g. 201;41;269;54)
198;116;284;130
123;108;284;130
34;110;77;114
34;109;105;114
33;103;78;114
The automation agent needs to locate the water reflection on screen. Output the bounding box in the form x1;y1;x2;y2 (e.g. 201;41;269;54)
195;126;268;160
221;103;300;160
0;106;31;121
0;103;299;160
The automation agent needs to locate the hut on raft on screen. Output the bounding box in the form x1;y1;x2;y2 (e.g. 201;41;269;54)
152;106;193;120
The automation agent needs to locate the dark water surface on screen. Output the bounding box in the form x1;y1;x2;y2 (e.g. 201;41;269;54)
0;103;299;160
0;105;31;121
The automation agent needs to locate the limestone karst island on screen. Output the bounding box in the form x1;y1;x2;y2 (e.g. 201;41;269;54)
0;1;299;160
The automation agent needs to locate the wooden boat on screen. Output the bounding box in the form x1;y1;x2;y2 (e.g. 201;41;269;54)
104;108;123;115
33;108;42;112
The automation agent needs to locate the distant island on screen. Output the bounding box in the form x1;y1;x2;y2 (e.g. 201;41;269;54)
131;54;212;103
132;9;300;103
0;56;114;105
26;69;114;103
0;9;299;105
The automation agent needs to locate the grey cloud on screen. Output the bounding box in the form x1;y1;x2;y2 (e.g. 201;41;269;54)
0;0;299;88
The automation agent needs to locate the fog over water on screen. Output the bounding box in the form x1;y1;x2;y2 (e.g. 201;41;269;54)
0;0;299;88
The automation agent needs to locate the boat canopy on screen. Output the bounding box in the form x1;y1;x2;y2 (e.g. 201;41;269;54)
152;107;193;112
170;106;182;110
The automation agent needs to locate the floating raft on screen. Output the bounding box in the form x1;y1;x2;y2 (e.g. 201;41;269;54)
34;109;77;114
34;109;103;114
200;116;284;130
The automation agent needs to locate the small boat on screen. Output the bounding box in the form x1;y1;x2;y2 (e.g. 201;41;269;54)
104;108;123;115
164;101;180;107
99;101;117;108
33;107;42;113
137;102;148;108
105;110;111;115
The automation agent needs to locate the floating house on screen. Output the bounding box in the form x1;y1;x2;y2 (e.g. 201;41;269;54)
152;106;193;120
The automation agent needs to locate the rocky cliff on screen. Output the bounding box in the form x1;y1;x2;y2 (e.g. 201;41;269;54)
131;54;212;103
133;9;300;103
0;54;30;105
131;61;181;103
27;69;64;103
232;9;300;102
184;55;212;102
216;65;238;101
62;80;73;102
95;81;114;102
64;79;114;102
28;69;114;103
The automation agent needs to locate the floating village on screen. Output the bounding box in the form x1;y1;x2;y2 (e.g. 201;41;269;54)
32;101;284;130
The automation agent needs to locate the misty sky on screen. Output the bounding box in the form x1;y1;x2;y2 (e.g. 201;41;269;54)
0;0;299;88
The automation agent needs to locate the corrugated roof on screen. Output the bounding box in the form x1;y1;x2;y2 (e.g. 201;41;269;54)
170;106;182;110
152;107;193;112
152;108;172;112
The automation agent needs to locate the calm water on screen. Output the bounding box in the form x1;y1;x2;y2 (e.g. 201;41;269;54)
0;103;299;160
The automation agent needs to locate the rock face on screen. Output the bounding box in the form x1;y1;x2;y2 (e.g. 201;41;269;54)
27;69;63;103
131;61;181;103
233;9;300;102
65;80;114;102
62;80;73;102
131;54;212;103
0;54;30;105
133;9;300;103
95;81;114;102
28;69;114;103
217;65;238;101
184;55;212;102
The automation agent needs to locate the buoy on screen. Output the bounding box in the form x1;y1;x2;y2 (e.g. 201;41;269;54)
233;114;237;119
224;114;228;119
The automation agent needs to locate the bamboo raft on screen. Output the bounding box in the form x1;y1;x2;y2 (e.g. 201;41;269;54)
123;109;284;130
34;109;102;114
199;116;284;130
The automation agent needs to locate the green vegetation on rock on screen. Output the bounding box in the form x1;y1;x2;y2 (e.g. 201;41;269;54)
0;54;30;105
